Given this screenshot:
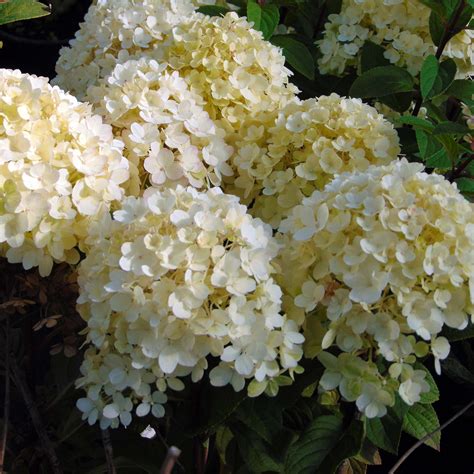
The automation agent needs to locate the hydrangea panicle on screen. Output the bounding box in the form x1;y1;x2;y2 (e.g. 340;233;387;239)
280;159;474;417
76;186;304;427
0;69;129;276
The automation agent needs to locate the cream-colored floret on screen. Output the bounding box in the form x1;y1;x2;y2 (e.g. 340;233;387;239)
0;69;129;276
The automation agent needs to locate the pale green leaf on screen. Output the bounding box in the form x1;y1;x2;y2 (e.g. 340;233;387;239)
0;0;50;26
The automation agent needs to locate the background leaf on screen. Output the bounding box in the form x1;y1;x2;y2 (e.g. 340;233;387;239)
271;35;315;79
285;415;364;474
247;0;280;40
366;397;409;454
349;66;414;98
197;5;229;16
0;0;50;25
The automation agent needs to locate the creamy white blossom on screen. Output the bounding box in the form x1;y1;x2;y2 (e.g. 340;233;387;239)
317;0;474;77
0;69;129;276
248;94;400;228
280;159;474;417
88;58;234;194
76;186;303;427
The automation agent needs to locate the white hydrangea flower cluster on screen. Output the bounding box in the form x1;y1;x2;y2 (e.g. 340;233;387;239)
88;58;234;194
161;12;297;132
54;0;200;99
317;0;474;77
279;159;474;417
0;69;129;276
76;185;304;428
246;94;400;228
55;2;297;120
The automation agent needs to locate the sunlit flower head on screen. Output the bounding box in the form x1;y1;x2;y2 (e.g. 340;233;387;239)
0;69;129;276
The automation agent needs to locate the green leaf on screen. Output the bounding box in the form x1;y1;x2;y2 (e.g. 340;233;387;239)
0;0;50;25
420;55;439;99
397;116;435;132
192;384;247;436
197;5;230;16
432;58;457;96
215;426;234;465
441;321;474;342
403;403;441;450
285;416;364;474
234;398;284;444
426;148;451;168
366;396;409;454
456;177;474;193
418;0;446;16
429;11;445;45
442;356;474;385
247;0;280;40
349;66;414;99
303;308;326;359
432;121;471;135
232;421;288;473
414;363;440;404
360;41;390;72
271;35;315;79
378;92;413;113
445;79;474;101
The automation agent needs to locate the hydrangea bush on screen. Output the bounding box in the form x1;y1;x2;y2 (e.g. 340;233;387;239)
1;0;474;473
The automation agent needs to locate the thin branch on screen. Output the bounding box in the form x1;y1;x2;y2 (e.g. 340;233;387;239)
101;428;116;474
434;0;467;60
447;154;474;181
160;446;182;474
412;0;467;117
389;399;474;474
154;425;185;471
0;318;10;474
10;357;63;474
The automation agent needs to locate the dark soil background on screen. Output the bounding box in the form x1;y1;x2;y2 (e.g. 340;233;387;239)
0;2;472;473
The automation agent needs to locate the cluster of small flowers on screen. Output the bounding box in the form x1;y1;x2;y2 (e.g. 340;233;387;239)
88;58;234;194
160;12;297;131
11;0;470;427
316;0;474;77
54;0;200;99
55;1;297;121
248;94;401;228
0;69;129;276
76;186;304;427
57;6;298;200
278;159;474;417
